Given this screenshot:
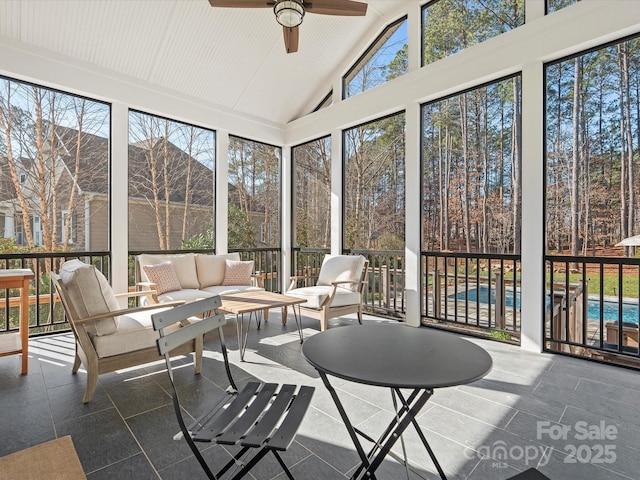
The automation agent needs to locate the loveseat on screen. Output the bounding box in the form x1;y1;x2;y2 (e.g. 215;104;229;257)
135;252;264;305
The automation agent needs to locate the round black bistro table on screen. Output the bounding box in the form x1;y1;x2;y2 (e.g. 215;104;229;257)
302;324;493;480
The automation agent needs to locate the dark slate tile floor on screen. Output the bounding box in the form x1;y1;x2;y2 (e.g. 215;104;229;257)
1;312;640;480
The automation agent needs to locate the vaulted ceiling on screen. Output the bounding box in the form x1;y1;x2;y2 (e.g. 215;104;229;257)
0;0;414;125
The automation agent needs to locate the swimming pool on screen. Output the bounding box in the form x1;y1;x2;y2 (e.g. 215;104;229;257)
453;285;640;324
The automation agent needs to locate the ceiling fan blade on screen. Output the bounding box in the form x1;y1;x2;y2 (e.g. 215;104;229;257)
283;26;299;53
208;0;273;8
305;0;367;16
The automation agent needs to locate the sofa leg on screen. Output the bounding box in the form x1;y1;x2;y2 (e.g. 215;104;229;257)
194;336;203;374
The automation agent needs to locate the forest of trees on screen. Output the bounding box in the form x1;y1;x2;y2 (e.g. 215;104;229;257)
422;76;521;254
546;35;640;258
227;136;280;249
344;113;406;251
292;137;331;248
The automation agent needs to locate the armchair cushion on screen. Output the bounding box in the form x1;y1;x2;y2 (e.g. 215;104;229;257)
221;260;254;286
59;259;119;336
143;262;181;295
92;306;181;357
286;285;361;309
195;252;240;288
317;255;367;292
138;253;199;289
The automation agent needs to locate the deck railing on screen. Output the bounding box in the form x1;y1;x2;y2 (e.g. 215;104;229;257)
231;247;282;292
421;251;522;341
545;255;640;368
0;251;110;336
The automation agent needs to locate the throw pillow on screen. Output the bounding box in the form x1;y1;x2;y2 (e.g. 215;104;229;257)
221;260;254;286
143;262;182;295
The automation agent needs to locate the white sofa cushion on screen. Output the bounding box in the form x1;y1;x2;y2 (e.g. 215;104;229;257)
201;285;263;296
286;285;361;309
157;288;216;303
138;253;199;289
92;306;181;358
195;252;240;288
58;259;119;336
317;255;366;292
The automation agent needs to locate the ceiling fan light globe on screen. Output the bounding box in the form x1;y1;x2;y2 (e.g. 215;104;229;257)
274;0;304;28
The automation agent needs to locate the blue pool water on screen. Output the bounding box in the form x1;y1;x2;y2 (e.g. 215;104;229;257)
454;285;640;324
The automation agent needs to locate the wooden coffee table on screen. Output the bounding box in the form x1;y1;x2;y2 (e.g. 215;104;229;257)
218;291;307;361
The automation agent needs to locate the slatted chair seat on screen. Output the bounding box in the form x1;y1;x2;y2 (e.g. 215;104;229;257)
152;296;314;480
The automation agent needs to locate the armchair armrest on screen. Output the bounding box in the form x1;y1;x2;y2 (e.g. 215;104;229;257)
135;281;160;303
288;274;318;290
251;273;265;289
115;290;158;299
72;301;185;326
136;281;156;291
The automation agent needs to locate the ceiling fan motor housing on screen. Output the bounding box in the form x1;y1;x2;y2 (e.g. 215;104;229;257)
274;0;305;28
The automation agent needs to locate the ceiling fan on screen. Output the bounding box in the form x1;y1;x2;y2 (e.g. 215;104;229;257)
208;0;368;54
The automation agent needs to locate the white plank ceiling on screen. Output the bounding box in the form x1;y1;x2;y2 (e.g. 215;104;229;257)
0;0;413;124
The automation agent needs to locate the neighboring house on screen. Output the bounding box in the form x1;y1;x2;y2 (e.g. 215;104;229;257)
0;126;214;252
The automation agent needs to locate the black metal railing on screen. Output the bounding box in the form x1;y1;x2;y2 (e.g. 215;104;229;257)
421;251;521;341
545;255;640;368
346;249;406;319
0;251;110;336
231;247;282;293
292;247;406;319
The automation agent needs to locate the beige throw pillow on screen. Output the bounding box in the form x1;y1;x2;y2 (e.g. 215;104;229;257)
221;260;254;286
143;262;181;295
58;259;119;336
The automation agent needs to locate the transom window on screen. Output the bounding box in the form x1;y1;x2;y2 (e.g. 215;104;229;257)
343;17;408;99
422;0;525;67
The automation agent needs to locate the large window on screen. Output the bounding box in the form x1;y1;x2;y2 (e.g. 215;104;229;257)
228;136;281;249
343;17;408;99
545;34;640;257
128;111;215;251
422;0;524;67
422;75;522;253
0;77;109;253
292;136;331;249
343;112;406;250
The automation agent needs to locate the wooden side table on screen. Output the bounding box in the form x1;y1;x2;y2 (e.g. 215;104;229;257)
0;269;35;374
